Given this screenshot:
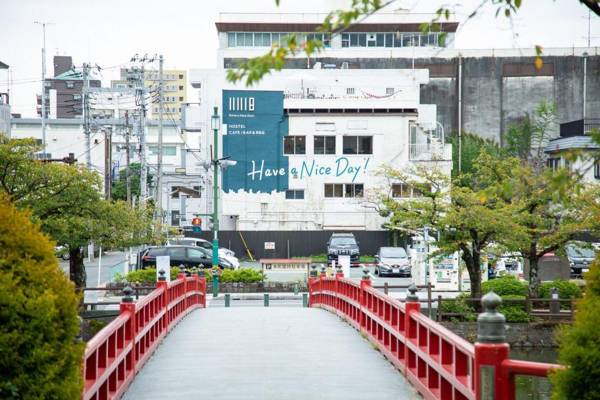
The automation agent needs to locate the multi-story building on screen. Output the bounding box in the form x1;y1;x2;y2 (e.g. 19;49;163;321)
215;12;600;144
10;116;204;226
545;118;600;183
111;68;187;121
36;56;101;119
0;59;10;137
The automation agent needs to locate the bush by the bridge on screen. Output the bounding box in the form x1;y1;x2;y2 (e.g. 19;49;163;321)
481;275;528;297
115;267;264;285
539;279;582;300
0;196;83;399
551;257;600;399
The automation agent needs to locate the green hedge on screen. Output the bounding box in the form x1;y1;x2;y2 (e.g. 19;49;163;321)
539;280;582;300
114;267;265;285
482;275;528;296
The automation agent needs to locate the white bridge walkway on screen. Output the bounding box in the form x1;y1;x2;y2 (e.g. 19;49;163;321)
122;307;419;400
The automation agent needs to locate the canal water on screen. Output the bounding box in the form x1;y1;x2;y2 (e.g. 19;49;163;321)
510;348;558;399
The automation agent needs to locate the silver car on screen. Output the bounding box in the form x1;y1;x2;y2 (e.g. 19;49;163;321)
375;247;411;277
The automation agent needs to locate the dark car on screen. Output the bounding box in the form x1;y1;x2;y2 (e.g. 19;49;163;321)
374;247;411;277
138;246;233;270
327;233;360;265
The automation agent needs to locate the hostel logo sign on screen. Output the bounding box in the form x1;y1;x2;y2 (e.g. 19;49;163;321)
222;90;288;193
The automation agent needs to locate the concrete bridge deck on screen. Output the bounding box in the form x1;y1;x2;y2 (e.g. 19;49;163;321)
122;307;419;400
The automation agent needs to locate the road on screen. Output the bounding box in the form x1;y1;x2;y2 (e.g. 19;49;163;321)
59;250;129;288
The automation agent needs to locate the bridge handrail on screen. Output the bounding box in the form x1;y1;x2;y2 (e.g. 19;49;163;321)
308;271;563;400
82;273;206;400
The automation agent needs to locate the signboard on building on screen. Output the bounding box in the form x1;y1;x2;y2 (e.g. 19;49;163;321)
264;242;275;250
222;90;288;194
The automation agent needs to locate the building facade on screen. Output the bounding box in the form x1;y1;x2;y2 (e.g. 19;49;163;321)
37;56;101;119
191;67;451;231
10;116;204;226
215;13;600;144
0;60;9;136
111;68;187;121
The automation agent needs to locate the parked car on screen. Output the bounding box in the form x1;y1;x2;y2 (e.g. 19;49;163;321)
138;246;233;270
54;245;70;260
374;247;411;277
327;233;360;265
167;237;239;268
566;242;597;277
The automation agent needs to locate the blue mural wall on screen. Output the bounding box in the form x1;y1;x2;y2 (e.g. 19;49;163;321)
222;90;288;193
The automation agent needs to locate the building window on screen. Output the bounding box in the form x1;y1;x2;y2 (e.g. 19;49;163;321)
324;183;344;198
324;183;363;198
179;85;184;90
283;136;306;155
386;87;395;95
314;136;336;155
343;136;372;155
179;96;184;101
346;87;355;95
171;210;180;226
341;33;350;48
149;145;177;156
392;183;408;198
66;81;74;89
412;184;432;197
73;94;81;100
285;189;305;200
179;74;184;79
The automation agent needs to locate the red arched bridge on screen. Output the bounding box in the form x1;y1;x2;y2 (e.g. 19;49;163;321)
83;270;561;400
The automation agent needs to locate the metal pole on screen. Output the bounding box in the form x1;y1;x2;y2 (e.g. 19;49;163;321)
139;67;148;202
457;54;462;174
583;52;588;120
104;127;112;199
212;106;220;269
157;55;164;222
125;110;132;205
35;21;48;156
83;63;91;169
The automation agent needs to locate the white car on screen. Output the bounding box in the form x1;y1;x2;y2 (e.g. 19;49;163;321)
167;238;240;269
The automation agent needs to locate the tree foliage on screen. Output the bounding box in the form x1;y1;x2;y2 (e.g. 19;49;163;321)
111;163;152;202
0;137;157;289
0;195;83;399
551;257;600;399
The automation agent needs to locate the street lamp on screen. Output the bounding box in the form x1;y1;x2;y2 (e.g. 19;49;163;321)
210;106;221;270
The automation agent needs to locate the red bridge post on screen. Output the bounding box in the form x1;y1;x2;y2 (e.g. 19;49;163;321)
156;270;169;330
360;267;371;330
198;269;207;308
404;284;420;362
120;286;138;375
308;265;318;307
474;292;510;400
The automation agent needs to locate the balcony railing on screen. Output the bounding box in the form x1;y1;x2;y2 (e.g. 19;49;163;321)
409;143;445;161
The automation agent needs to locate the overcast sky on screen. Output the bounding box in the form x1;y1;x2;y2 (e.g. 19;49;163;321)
1;0;598;117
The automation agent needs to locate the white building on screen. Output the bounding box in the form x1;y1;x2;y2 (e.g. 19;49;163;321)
191;69;451;231
10;117;206;226
545;118;600;182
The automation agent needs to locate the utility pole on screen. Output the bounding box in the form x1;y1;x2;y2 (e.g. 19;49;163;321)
104;127;112;199
156;54;164;223
34;21;50;156
211;106;220;270
125;110;132;205
137;67;148;202
82;63;92;168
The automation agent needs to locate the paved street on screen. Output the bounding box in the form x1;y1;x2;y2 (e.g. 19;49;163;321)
122;307;419;400
59;250;129;288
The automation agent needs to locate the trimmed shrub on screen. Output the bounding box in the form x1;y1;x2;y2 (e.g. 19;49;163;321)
551;257;600;399
115;267;181;285
539;280;582;300
206;268;265;283
0;196;83;399
439;295;476;322
482;275;528;296
498;295;530;323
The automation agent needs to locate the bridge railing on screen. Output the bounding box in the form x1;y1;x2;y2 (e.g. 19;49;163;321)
82;271;206;400
308;266;562;400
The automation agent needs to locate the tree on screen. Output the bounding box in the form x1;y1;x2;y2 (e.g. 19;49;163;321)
375;160;519;299
0;138;157;289
0;195;83;399
448;132;503;183
551;256;600;399
476;152;598;296
111;163;152;202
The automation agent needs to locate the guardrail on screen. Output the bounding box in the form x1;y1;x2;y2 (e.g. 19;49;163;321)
308;266;562;400
82;272;206;400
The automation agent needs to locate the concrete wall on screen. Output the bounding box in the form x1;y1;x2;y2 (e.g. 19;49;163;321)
225;54;600;143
